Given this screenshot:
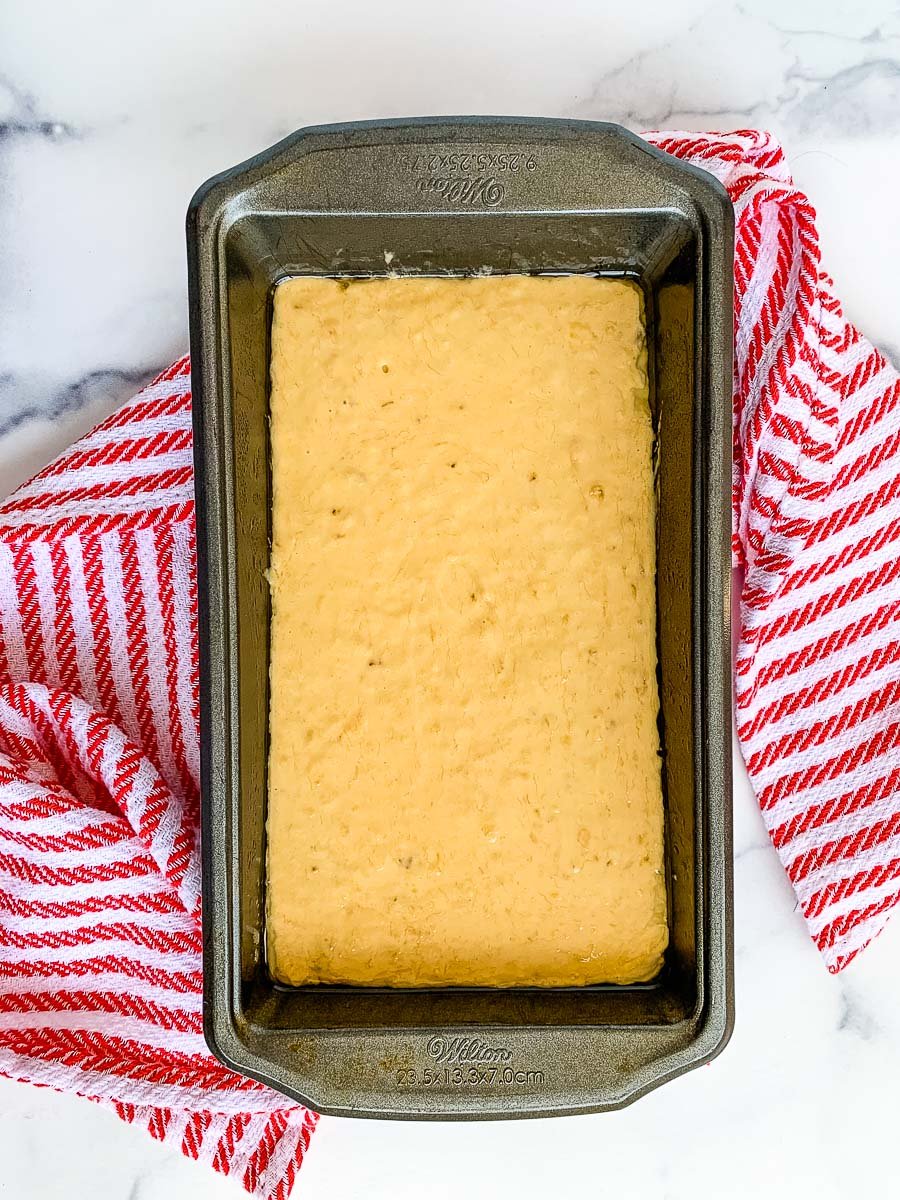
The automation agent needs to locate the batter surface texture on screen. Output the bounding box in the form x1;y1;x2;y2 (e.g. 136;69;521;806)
266;275;667;987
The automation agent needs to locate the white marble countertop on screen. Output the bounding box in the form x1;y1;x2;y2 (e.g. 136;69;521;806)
2;1;900;1197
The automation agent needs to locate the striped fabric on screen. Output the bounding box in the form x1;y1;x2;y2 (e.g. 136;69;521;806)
0;359;317;1198
652;130;900;971
0;130;895;1194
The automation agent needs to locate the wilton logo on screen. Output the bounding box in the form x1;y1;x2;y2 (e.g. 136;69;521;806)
426;1036;513;1065
415;176;506;207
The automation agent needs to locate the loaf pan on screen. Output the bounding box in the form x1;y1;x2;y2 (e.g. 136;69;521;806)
187;117;734;1118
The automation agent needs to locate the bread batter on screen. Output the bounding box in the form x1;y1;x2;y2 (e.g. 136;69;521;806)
266;275;667;987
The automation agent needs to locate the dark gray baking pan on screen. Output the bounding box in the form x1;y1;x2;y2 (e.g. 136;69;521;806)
187;116;734;1119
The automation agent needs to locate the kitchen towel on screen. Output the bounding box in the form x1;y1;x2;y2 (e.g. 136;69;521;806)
0;129;898;1197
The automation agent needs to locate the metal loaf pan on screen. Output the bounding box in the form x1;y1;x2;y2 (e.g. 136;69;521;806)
187;117;734;1119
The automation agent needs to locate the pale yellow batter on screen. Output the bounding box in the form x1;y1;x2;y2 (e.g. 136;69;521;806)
266;275;667;987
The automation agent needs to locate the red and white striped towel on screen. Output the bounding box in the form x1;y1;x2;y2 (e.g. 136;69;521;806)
0;130;897;1196
0;359;317;1198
